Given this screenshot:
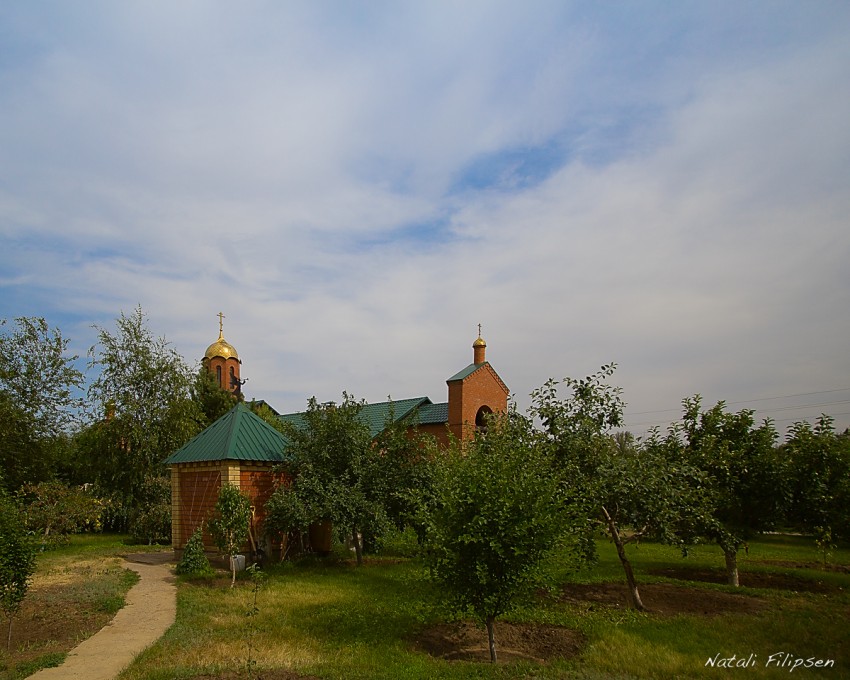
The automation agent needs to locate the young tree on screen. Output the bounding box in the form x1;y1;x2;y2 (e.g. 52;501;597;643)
176;526;214;577
83;306;201;525
0;486;36;649
208;483;252;587
530;365;705;610
426;409;574;663
673;396;786;586
277;393;384;566
594;431;708;610
0;317;84;490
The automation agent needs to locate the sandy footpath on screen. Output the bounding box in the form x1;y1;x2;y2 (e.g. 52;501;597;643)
29;554;176;680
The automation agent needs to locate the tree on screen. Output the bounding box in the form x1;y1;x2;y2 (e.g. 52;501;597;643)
193;367;238;428
0;317;84;490
208;483;253;587
370;403;437;546
530;365;705;610
276;393;384;566
83;306;201;526
784;416;850;555
249;400;286;435
595;431;708;610
425;409;574;663
0;486;36;649
530;364;627;564
673;396;786;586
128;475;171;545
17;481;103;549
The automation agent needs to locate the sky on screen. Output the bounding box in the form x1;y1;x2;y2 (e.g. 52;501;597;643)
1;1;849;437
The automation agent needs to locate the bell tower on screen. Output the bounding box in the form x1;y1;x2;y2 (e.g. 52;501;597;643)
203;312;243;394
446;327;509;441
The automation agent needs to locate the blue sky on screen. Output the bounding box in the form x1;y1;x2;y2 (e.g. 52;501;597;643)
2;1;849;435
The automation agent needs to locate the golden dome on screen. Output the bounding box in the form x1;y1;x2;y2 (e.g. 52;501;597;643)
204;335;239;360
473;336;487;348
205;313;239;360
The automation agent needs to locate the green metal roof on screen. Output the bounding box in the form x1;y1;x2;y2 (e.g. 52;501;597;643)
418;401;449;425
276;396;441;438
447;362;485;382
166;402;289;465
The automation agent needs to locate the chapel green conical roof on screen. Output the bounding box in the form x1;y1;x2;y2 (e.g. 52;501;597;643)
165;402;289;464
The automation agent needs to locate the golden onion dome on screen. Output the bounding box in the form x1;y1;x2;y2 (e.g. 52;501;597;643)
473;336;487;348
204;334;239;360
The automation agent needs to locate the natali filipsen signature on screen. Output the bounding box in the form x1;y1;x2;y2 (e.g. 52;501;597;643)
705;652;835;671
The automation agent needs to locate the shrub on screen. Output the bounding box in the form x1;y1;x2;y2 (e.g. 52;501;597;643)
176;527;214;577
0;492;36;648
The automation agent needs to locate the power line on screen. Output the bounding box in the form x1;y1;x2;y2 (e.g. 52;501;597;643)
625;387;850;417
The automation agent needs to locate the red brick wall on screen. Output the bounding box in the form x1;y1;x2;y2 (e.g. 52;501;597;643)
447;364;509;441
240;464;287;547
176;467;222;548
206;355;241;392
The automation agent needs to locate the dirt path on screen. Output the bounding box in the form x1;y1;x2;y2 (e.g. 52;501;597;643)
29;554;176;680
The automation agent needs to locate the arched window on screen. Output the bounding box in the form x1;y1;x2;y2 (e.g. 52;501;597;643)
475;405;493;432
216;366;222;387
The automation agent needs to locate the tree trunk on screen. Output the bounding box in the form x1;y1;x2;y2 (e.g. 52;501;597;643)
7;616;12;651
724;548;739;586
352;528;363;567
486;617;497;663
601;506;647;612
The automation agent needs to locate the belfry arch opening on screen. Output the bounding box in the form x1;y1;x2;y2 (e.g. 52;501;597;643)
475;405;493;432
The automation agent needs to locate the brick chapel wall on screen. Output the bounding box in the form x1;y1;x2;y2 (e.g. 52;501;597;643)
172;464;224;550
240;463;288;549
418;422;452;449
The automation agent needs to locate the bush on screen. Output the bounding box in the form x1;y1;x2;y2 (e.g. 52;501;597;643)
176;527;214;577
17;481;102;548
0;492;36;648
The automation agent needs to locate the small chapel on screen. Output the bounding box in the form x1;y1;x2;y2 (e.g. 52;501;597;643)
166;317;510;555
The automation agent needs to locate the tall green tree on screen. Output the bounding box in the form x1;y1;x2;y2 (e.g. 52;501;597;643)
0;317;84;490
673;396;786;586
370;403;437;545
275;393;383;566
193;367;238;428
784;416;850;553
82;306;201;529
425;409;574;663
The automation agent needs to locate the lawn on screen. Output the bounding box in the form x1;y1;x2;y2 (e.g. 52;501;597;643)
3;533;847;679
118;533;849;680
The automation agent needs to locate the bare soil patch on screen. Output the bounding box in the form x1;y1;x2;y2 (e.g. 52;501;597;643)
559;581;768;616
413;620;586;663
755;560;850;574
649;567;840;593
2;557;132;673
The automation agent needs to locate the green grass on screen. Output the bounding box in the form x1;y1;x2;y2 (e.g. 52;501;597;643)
116;533;850;680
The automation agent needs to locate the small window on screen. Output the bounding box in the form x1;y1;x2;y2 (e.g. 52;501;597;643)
216;366;222;387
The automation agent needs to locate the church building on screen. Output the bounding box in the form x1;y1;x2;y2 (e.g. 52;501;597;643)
166;318;510;554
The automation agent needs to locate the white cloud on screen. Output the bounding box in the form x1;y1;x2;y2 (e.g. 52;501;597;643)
1;2;849;434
